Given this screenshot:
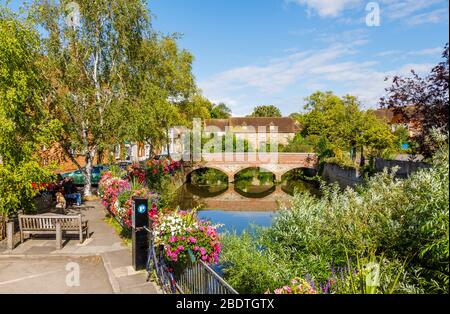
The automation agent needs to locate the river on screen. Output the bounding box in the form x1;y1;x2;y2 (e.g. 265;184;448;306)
177;179;320;234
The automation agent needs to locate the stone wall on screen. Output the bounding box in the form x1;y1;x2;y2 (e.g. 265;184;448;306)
322;164;364;189
375;158;431;178
323;158;431;189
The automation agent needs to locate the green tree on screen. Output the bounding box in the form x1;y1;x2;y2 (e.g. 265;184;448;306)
299;92;396;166
249;105;282;118
0;8;57;220
29;0;197;195
210;103;232;119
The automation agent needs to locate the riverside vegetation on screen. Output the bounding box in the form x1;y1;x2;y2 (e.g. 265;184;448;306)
221;133;449;294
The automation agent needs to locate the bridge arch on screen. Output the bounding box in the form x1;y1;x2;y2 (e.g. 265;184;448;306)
233;166;276;184
186;167;230;185
280;167;318;182
233;167;277;198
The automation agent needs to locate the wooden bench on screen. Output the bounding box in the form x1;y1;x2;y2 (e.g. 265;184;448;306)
18;214;89;249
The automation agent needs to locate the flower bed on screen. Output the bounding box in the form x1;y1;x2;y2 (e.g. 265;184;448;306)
98;171;158;228
98;163;222;268
151;209;222;265
268;277;336;294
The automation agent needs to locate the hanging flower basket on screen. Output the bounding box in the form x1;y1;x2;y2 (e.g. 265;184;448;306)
151;209;222;270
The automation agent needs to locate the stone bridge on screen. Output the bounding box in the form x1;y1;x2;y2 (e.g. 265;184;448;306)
183;153;318;183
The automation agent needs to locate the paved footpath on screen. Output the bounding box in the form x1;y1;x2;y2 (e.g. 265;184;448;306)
0;200;160;294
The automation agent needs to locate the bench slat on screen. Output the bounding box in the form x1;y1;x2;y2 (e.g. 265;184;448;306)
19;215;85;231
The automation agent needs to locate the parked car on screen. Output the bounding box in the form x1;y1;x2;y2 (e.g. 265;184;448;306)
61;165;109;185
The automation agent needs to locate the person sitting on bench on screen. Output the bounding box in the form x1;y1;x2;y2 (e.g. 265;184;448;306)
62;177;82;206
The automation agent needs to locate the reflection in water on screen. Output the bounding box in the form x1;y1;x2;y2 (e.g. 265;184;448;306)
179;180;319;212
177;170;320;233
180;183;289;212
281;179;321;196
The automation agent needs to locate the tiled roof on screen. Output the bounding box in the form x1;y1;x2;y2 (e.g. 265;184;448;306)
374;106;419;124
204;117;300;133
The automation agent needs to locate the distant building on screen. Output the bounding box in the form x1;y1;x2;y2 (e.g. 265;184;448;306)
204;117;301;148
374;107;423;138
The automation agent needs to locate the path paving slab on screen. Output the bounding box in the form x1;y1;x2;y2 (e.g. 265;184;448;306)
0;200;160;294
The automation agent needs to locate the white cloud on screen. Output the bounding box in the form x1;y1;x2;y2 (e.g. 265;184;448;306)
375;50;403;57
288;0;362;18
288;0;449;26
381;0;443;20
375;47;444;58
199;41;436;114
406;8;449;26
409;47;444;56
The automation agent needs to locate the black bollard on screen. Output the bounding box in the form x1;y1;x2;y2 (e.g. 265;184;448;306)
132;197;149;271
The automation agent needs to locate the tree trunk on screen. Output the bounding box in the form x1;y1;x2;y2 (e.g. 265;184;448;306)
83;151;93;197
97;147;104;165
360;146;365;167
166;128;171;158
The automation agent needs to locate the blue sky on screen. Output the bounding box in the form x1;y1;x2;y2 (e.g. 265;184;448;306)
149;0;449;115
5;0;450;116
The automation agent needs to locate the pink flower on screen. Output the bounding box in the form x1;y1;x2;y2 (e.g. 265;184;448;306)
169;236;177;243
199;248;207;256
283;286;292;293
188;236;197;243
274;289;283;295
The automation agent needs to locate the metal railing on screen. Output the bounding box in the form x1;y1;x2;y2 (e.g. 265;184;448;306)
141;225;238;295
176;260;238;294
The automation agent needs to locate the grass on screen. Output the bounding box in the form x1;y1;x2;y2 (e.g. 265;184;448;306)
103;215;132;247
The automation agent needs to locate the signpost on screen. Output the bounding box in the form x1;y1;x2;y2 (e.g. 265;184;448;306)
132;197;149;271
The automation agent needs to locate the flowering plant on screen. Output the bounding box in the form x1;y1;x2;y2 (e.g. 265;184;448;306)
145;159;182;189
98;171;130;216
99;171;158;227
117;188;159;227
31;181;52;193
128;164;146;184
268;277;336;294
152;208;222;265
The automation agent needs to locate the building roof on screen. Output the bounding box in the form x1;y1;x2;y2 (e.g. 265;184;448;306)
374;106;420;124
204;117;300;133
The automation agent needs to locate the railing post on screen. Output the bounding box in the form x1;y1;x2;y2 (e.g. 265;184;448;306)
203;263;208;294
7;221;14;251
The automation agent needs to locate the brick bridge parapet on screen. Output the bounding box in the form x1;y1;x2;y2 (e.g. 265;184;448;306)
183;153;318;183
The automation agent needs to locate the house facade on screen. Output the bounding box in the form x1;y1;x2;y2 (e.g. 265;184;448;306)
374;107;423;138
204;117;301;149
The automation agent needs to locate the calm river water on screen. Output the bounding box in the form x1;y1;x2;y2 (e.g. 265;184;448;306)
178;179;319;234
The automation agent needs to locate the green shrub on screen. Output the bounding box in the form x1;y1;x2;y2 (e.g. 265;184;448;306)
221;144;449;294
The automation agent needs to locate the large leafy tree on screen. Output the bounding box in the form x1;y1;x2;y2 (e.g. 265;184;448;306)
249;105;282;118
210;102;232;119
0;8;57;220
118;35;197;158
299;91;396;163
28;0;196;195
380;44;449;158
